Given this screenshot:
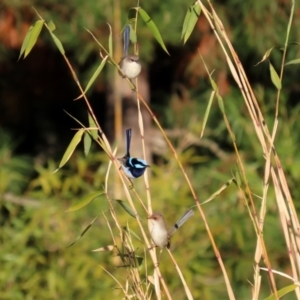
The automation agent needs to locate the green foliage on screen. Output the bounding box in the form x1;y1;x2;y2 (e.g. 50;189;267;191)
0;131;32;194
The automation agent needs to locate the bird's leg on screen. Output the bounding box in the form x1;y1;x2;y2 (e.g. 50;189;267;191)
128;178;134;190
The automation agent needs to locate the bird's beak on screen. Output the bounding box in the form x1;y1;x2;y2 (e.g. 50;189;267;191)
147;215;153;220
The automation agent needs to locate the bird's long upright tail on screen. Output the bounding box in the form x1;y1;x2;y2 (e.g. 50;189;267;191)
125;128;132;157
169;209;194;236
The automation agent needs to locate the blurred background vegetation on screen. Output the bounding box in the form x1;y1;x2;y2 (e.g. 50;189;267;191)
1;0;300;299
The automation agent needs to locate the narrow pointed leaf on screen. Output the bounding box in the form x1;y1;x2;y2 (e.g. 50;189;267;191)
138;8;169;55
115;200;137;219
83;132;92;156
68;216;99;247
182;3;201;44
255;47;275;66
48;20;56;32
122;226;143;242
66;191;104;212
84;56;108;94
285;58;300;65
50;32;65;55
92;245;115;252
107;23;113;57
19;25;34;60
216;94;225;114
88;112;98;140
264;284;297;300
201;178;234;205
269;62;282;90
54;129;84;173
24;20;44;58
209;77;218;92
201;91;215;138
129;24;137;44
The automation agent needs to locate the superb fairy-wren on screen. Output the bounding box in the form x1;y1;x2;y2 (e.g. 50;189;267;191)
118;25;141;80
148;209;194;249
118;128;149;182
119;55;141;79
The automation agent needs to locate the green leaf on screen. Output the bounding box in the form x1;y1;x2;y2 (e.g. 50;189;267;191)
201;91;214;138
54;129;84;173
107;23;113;57
201;178;234;205
269;62;282;90
137;8;169;55
216;94;225;114
84;56;108;93
66;192;104;212
19;25;34;60
115;200;137;219
129;24;137;44
48;20;56;32
181;3;201;44
50;32;65;55
83;132;92;156
122;226;143;242
264;284;297;300
255;46;276;66
68;216;100;247
285;58;300;65
24;20;44;58
88;112;98;140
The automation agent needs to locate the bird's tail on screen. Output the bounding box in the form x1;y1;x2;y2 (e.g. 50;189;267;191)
123;25;130;56
125;128;132;157
169;209;194;236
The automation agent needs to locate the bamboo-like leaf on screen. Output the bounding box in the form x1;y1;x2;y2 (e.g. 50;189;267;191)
107;23;113;57
201;91;215;138
285;58;300;65
48;20;56;32
68;216;99;247
209;76;218;92
84;56;108;93
54;129;84;173
181;3;201;44
66;191;104;212
122;226;143;242
88;112;98;140
264;284;297;300
137;8;169;55
83;132;92;156
115;200;137;219
201;178;234;205
24;20;44;58
92;245;115;252
269;62;282;90
129;24;137;44
50;32;65;55
19;25;34;60
216;94;225;114
255;47;275;66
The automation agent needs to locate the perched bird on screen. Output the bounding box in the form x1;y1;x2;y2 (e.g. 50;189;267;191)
118;128;149;182
118;25;141;80
148;209;194;249
119;55;142;79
